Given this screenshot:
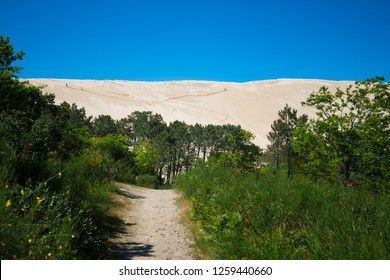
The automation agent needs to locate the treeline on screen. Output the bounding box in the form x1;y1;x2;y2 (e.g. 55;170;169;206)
265;77;389;192
73;109;261;185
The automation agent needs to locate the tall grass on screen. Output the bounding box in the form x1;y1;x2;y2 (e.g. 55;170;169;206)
175;163;390;259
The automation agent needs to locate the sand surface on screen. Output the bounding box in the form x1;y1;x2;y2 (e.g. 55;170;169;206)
109;184;195;260
28;78;352;147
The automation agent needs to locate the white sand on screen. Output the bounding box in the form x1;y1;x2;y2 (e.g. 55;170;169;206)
109;184;195;260
28;78;352;147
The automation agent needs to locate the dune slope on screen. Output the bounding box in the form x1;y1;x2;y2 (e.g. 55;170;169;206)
28;78;352;147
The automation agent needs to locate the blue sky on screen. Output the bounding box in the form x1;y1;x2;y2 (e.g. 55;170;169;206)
2;0;389;82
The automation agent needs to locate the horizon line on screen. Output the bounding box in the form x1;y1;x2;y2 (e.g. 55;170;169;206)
22;77;356;83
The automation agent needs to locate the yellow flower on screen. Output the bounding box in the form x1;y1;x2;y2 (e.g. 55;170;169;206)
21;205;27;211
5;200;11;208
58;245;63;250
21;190;25;195
36;197;42;205
28;239;32;244
71;234;75;239
58;172;62;177
47;252;52;257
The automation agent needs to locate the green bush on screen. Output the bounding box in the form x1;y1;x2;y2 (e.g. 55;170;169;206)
136;174;158;189
90;134;136;184
0;176;75;259
175;163;390;259
0;147;117;259
114;159;137;184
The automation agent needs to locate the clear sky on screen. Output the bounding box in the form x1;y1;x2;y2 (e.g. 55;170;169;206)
2;0;389;82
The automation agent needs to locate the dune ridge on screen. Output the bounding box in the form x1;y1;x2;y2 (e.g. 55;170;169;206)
28;78;352;147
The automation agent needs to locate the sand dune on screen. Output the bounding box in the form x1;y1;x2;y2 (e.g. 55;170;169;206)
27;78;353;147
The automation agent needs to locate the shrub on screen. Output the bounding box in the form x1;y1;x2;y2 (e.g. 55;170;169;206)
0;147;117;259
136;174;158;189
0;177;75;259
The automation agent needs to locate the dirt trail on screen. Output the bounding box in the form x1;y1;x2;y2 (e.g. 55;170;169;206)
109;184;195;260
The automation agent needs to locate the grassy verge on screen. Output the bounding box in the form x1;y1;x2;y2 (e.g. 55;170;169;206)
175;189;208;260
174;162;390;259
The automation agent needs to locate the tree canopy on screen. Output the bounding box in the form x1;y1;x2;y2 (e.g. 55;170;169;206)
0;35;25;79
293;77;389;190
266;104;307;176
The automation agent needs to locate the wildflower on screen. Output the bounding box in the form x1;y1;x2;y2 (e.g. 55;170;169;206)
58;245;63;250
21;189;25;195
47;252;52;257
5;200;11;208
71;234;75;239
21;205;27;211
58;172;62;178
36;197;42;205
28;239;32;244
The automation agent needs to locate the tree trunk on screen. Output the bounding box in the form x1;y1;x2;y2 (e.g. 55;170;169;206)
166;162;172;185
202;146;207;160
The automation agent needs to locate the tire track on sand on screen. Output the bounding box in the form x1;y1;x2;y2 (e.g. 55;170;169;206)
109;184;195;260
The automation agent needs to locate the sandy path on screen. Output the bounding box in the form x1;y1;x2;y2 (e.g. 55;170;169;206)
109;184;195;260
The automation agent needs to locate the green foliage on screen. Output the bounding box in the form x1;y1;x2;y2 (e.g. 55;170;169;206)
266;104;308;176
295;77;390;190
0;35;25;79
117;112;262;185
118;111;166;145
292;122;340;181
62;150;116;259
1;38;70;182
0;138;120;259
90;134;128;160
90;134;136;183
92;114;118;137
133;141;159;175
136;174;159;189
0;36;121;259
0;179;76;259
211;129;262;172
57;126;92;159
175;163;390;259
62;102;92;129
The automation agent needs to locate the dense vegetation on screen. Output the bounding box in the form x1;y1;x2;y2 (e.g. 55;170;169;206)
176;163;390;259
